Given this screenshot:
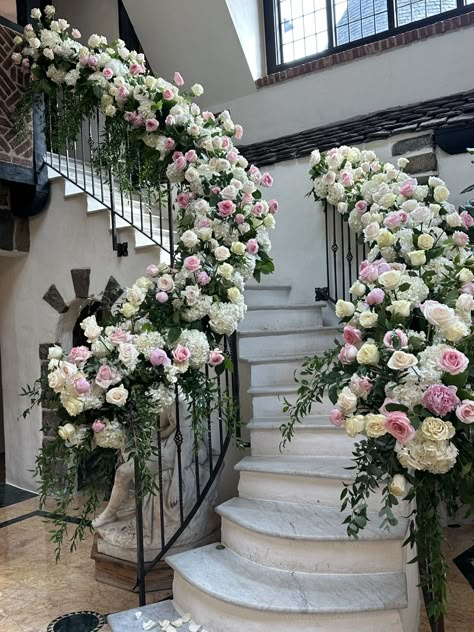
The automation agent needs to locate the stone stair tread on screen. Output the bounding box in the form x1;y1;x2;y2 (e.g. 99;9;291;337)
248;383;300;395
247;417;336;429
239;325;340;337
107;600;183;632
167;544;408;614
246;284;292;291
235;455;355;479
247;302;326;311
217;497;408;541
240;351;311;364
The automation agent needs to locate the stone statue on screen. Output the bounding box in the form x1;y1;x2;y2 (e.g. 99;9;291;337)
93;400;220;563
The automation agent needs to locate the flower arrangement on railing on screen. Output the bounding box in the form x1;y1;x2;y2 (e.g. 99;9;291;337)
283;145;474;622
17;6;277;554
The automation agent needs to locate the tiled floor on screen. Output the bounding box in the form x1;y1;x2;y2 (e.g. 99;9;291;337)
0;487;472;631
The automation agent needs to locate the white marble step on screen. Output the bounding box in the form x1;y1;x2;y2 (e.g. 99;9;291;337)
108;600;185;632
248;384;333;417
218;497;408;573
248;417;356;456
239;325;340;358
244;284;291;307
169;544;407;632
240;303;325;331
243;352;309;387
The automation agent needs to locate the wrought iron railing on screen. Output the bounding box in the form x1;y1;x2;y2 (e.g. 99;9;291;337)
315;201;367;304
44;92;172;257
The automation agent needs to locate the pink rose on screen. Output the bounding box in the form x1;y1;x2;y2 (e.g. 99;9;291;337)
221;137;231;151
177;192;190;208
383;329;408;349
74;377;91;395
202;111;215;121
340;171;353;187
68;346;92;365
183;255;201;272
150;348;170;367
130;62;145;75
197;271;210;286
261;172;273;187
460;211;474;229
92;420;106;433
71;28;81;39
218;200;235;218
211;186;221;195
118;86;129;99
108;328;133;346
88;55;98;67
242;193;253;205
146;264;159;277
376;260;392;274
338;344;358;364
173;71;184;86
461;282;474;296
156;292;169;303
227;151;239;163
234;124;243;139
102;68;113;80
343;326;362;346
422;384;460;416
164;137;175;150
437;348;469;375
198;217;211;228
453;231;469;247
185;149;197;163
359;263;379;284
355;200;368;214
366;288;385;305
234;213;245;225
173;344;191;364
398;211;409;224
351;375;373;395
246;239;259;255
399;178;417;197
162;87;174;100
165;114;175;126
268;199;279;214
384;412;416;445
329;408;344;427
384;211;403;229
252;202;265;217
456;400;474;424
145;118;159;132
209;349;224;366
95;365;120;389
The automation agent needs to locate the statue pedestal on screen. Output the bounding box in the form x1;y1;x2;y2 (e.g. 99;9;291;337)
91;535;173;596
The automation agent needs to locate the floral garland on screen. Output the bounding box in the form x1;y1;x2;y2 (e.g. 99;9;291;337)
283;145;474;621
17;6;277;554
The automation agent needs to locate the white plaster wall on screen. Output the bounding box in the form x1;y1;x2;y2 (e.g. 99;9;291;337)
54;0;119;43
226;0;266;80
438;149;474;208
210;27;474;144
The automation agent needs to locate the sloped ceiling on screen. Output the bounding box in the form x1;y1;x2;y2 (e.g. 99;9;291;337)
123;0;257;108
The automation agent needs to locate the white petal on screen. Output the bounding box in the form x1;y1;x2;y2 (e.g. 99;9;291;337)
165;626;177;632
143;620;158;631
135;611;143;620
159;621;170;628
172;619;183;628
188;624;201;632
181;614;191;623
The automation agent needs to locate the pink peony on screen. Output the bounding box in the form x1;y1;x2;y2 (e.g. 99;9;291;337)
183;255;201;272
108;328;133;346
422;384;460;417
173;71;184;86
95;365;120;389
338;344;358;364
209;349;225;366
343;325;362;346
384;411;416;445
155;291;169;303
74;377;90;395
150;348;170;367
246;239;259;255
217;200;235;218
92;420;106;433
329;408;344;427
437;348;469;375
456;400;474;424
71;28;81;39
68;346;92;364
173;344;191;364
453;231;469;247
130;62;145;75
383;329;408;349
366;288;385;305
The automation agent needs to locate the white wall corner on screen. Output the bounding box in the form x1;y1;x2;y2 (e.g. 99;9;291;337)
225;0;266;81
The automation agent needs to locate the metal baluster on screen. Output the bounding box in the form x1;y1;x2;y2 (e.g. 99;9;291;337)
167;181;174;263
346;223;354;298
88;118;96;198
156;426;165;550
205;365;213;475
134;457;146;607
63;93;70;180
217;372;223;451
56;92;62;174
324;202;330;301
332;205;339;302
136;153;144;232
158;180;164;246
340;214;345;300
174;387;184;524
193;405;201;497
96;108;105;203
229;333;241;440
80;115;86;190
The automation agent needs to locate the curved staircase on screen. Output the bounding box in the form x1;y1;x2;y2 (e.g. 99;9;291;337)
108;285;420;632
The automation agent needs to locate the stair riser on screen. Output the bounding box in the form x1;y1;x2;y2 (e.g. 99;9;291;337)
240;330;337;357
241;307;323;331
245;288;291;307
249;427;356;457
221;518;404;573
173;575;405;632
250;359;305;387
252;393;333;417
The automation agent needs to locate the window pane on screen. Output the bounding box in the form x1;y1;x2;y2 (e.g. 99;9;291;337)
279;0;328;61
333;0;389;45
395;0;456;25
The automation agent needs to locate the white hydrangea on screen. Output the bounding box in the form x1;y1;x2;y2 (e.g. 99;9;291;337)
177;329;210;368
135;331;164;357
396;434;458;474
94;419;125;449
182;295;213;322
147;384;175;410
237;254;256;281
396;275;429;305
385;382;424;411
209;302;246;335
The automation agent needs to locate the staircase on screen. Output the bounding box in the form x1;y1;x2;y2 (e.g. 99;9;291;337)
108;285;420;632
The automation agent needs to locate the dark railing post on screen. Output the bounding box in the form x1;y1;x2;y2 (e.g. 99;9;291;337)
134;457;146;607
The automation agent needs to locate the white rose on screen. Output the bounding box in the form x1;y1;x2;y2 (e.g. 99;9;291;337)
350;281;366;297
310;149;321;166
180;230;199;248
59;361;78;381
421;302;456;329
126;285;147;305
106;384;128;407
410;205;432;225
218;263;234;279
48;345;63;360
44;5;56;17
364;222;380;241
388;474;407;497
61;396;84;417
197;227;212;241
387;350;418;371
446;212;463;228
380;193;397;208
231;242;246;255
43;48;54;60
357;343;380;365
105;105;116;117
344;415;366;438
88;34;102;48
418;234;434;250
442;320;469;342
214;246;230;261
433;185;449;203
365;414;388;438
387;300;411;318
30;8;41;19
118;343;139;369
379;270;402;290
376;230;395;248
335;300;355;318
359;311;378;328
421;417;455;442
397;158;409;169
227;287;241;303
121;302;139;318
58;423;76;441
48;369;65;392
458;268;474;283
191;83;204;96
158;274;174;292
337;387;358;415
408;250;426;267
456;293;474;312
